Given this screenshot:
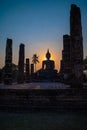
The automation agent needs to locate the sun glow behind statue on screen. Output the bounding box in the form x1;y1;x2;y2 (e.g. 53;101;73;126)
36;49;61;71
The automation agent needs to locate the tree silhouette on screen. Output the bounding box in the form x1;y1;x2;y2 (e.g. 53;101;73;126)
32;54;39;72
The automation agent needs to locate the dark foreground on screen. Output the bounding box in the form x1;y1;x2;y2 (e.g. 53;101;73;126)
0;87;87;129
0;87;87;112
0;111;87;130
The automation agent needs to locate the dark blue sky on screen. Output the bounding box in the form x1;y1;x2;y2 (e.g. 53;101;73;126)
0;0;87;70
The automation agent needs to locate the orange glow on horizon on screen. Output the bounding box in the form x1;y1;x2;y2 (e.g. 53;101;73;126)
0;43;62;72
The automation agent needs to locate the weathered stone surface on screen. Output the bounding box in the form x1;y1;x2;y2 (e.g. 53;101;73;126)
17;44;25;83
4;38;12;85
70;4;83;86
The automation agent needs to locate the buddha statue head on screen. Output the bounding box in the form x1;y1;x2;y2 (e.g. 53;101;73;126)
46;49;51;60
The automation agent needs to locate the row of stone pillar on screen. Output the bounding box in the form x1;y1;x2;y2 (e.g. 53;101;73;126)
4;39;34;84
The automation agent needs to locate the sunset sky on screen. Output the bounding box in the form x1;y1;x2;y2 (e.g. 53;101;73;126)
0;0;87;71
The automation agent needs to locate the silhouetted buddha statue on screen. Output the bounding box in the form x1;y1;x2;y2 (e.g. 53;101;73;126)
36;49;58;81
42;49;55;70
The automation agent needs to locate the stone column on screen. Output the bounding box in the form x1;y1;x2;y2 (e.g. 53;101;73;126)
61;35;71;74
70;4;83;86
31;64;34;76
25;58;30;82
4;38;12;85
17;44;25;83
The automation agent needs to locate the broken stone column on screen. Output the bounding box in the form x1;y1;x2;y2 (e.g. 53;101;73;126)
25;58;30;82
62;35;71;73
60;35;71;81
70;4;83;86
17;44;25;83
4;38;12;85
31;64;34;76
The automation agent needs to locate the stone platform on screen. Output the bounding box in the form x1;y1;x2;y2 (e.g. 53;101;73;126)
0;83;87;112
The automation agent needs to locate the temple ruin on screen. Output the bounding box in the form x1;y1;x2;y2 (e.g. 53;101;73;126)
60;4;83;86
4;38;12;85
